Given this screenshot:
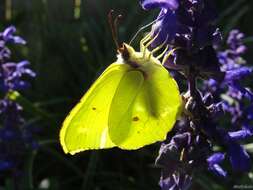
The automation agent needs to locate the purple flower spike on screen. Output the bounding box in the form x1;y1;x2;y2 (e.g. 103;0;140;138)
140;0;252;188
0;26;37;176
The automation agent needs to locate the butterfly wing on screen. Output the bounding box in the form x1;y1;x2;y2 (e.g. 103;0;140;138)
60;63;130;154
108;64;181;149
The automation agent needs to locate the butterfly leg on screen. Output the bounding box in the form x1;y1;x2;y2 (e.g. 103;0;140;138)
156;45;169;60
140;33;151;52
142;32;160;59
150;35;168;59
161;48;179;65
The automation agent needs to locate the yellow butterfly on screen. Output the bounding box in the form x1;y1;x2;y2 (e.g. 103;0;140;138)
60;33;182;155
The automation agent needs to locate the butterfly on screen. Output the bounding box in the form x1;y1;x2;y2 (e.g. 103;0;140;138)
60;33;182;155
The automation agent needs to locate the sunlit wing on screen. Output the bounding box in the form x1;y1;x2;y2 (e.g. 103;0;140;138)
108;64;181;149
60;63;130;154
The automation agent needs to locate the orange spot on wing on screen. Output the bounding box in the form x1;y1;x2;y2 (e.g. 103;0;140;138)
132;116;140;121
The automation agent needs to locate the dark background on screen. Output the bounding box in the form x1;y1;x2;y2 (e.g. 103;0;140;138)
0;0;253;189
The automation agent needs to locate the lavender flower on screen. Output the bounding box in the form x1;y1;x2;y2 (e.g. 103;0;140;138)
141;0;219;50
0;26;36;173
140;1;252;189
140;0;223;80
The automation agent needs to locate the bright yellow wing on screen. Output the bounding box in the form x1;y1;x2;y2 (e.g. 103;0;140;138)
108;63;181;149
60;63;130;154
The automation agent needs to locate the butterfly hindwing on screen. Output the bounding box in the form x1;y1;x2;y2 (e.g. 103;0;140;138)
108;64;181;149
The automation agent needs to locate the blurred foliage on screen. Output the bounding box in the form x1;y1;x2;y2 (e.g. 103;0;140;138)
0;0;253;189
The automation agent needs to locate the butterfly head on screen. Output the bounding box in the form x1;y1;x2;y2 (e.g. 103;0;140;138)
117;43;141;68
118;43;131;61
118;42;161;69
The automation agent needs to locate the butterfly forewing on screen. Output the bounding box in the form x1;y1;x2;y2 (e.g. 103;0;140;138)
60;63;130;154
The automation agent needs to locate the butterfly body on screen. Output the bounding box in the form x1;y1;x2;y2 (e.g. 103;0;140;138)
60;37;182;155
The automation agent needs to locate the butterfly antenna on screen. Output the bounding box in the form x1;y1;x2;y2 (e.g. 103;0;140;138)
108;10;122;50
114;14;123;45
129;14;164;45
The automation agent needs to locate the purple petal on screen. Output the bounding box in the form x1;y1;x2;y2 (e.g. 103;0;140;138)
229;128;252;141
207;153;227;177
24;69;36;77
204;79;218;92
207;153;225;165
140;0;179;11
210;164;227;177
151;9;177;47
2;26;16;39
14;61;36;78
236;45;247;54
17;60;30;67
11;36;26;44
